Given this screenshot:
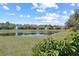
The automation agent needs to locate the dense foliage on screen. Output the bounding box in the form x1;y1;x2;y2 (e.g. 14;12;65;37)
65;9;79;31
0;22;16;29
32;32;79;56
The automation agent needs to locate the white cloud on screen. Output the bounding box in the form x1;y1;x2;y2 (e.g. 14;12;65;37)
32;3;38;8
32;3;58;12
42;3;58;9
35;13;59;21
34;13;69;25
63;11;67;14
63;15;69;19
70;10;74;14
36;8;45;12
19;14;31;18
3;5;9;10
16;6;21;11
70;3;76;6
52;20;60;25
19;15;23;18
8;13;15;16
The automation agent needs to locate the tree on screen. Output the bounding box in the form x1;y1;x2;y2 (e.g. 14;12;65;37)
0;22;16;29
24;24;37;30
65;9;79;31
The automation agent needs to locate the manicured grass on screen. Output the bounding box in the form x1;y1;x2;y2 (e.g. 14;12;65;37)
0;29;72;55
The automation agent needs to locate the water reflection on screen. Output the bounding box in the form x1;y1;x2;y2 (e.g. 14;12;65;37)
0;31;59;36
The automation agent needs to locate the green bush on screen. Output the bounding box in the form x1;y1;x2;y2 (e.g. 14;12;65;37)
32;32;79;56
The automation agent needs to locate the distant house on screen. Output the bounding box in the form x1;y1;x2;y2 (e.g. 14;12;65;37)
45;25;54;30
38;25;54;30
30;25;38;30
16;24;24;29
53;25;64;29
38;25;45;30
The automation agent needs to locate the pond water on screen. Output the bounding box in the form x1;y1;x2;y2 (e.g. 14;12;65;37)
0;31;60;36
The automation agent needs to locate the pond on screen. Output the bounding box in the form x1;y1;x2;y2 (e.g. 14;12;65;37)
0;31;60;36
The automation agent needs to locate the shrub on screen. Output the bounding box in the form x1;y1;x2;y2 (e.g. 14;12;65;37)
32;32;79;56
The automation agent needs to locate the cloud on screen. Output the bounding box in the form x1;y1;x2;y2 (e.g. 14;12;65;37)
70;3;76;6
63;11;67;14
8;13;15;16
19;15;23;18
63;15;69;20
32;3;38;8
3;5;9;10
52;20;60;25
16;6;21;11
42;3;58;9
32;3;58;12
36;8;45;12
19;14;31;18
34;13;69;25
70;10;74;14
35;13;60;21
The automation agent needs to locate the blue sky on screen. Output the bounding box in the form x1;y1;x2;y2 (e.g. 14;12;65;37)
0;3;79;25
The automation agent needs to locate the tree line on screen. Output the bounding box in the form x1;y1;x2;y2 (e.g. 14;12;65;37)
65;9;79;31
0;22;64;30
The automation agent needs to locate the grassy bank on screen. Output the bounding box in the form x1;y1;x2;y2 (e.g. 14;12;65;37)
51;29;73;41
0;29;62;33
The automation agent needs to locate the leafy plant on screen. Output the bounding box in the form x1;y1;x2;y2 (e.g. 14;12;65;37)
32;32;79;56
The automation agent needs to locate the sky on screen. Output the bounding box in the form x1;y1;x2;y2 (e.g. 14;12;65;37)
0;3;79;25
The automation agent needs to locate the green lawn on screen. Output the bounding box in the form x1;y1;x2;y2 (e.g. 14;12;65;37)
0;35;49;56
0;29;72;56
51;29;73;41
